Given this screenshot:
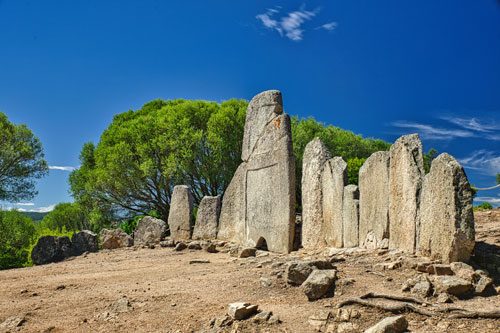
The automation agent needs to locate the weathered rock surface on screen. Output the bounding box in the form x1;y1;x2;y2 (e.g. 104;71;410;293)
389;134;424;253
343;185;360;248
218;90;296;253
301;138;331;249
239;247;257;258
286;260;334;286
99;229;133;249
301;269;337;301
31;236;73;265
227;302;258;320
322;157;347;248
418;153;475;263
174;242;187;251
71;230;98;256
134;216;167;245
432;275;472;296
192;195;221;240
359;151;390;248
168;185;194;240
364;315;408;333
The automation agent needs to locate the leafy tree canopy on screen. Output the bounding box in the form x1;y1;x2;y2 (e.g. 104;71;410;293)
0;210;36;269
39;202;88;232
0;112;48;202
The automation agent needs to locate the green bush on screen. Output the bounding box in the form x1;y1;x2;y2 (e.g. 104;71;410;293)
0;210;36;269
474;202;493;211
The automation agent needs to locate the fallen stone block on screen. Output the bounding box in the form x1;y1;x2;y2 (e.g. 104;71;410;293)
227;302;258;320
301;269;337;301
364;315;408;333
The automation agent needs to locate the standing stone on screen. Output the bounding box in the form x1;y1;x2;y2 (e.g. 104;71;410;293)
193;195;221;240
218;90;296;253
71;230;98;255
134;216;167;245
389;134;424;253
168;185;194;240
359;151;390;248
418;153;475;263
322;157;347;248
342;185;359;248
302;138;331;250
217;163;246;244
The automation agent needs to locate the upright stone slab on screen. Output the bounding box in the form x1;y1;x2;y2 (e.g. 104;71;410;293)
193;195;222;240
301;138;331;250
218;90;296;253
418;153;475;263
343;185;359;248
322;157;347;248
389;134;424;253
359;151;390;248
168;185;194;240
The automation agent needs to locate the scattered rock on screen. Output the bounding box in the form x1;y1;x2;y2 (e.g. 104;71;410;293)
337;322;359;333
301;269;337;301
474;275;496;296
436;293;454;304
133;216;167;245
364;315;408;333
334;308;360;322
268;314;281;325
432;275;472;297
449;262;475;281
174;242;187;251
308;311;331;331
428;264;453;276
260;277;272;287
109;297;132;314
0;316;26;331
189;259;210;264
99;229;133;249
286;260;334;286
256;250;269;257
71;230;98;255
187;242;202;250
227;302;258;320
204;243;217;253
252;311;272;323
374;261;402;271
160;239;176;248
239;248;257;258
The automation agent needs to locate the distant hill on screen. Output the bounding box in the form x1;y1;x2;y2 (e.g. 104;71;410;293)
22;211;48;222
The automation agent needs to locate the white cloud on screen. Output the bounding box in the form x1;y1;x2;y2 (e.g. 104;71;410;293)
441;116;500;133
317;22;338;31
4;204;56;213
459;150;500;176
49;165;76;172
256;6;331;41
15;202;35;206
390;121;475;140
475;196;500;207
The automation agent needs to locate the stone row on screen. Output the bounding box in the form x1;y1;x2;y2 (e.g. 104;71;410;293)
301;134;475;263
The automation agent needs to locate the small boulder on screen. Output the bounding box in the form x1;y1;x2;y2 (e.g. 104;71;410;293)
187;241;202;250
239;247;257;258
133;216;167;245
204;243;217;253
31;236;73;265
160;239;176;248
474;274;496;296
175;242;187;251
99;229;133;249
449;262;475;281
286;260;334;286
301;269;337;301
436;293;454;303
364;315;408;333
71;230;98;256
252;311;272;323
227;302;258;320
428;264;453;276
432;275;472;297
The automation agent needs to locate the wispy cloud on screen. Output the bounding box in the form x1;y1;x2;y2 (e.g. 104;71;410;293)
459;150;500;176
475;196;500;206
317;22;338;31
256;6;334;41
49;165;76;172
390;121;474;140
441;116;500;133
17;204;56;213
15;202;35;206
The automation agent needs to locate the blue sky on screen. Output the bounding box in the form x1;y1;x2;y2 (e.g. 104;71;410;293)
0;0;499;211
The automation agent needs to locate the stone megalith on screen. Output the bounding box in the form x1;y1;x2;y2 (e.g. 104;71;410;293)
168;185;194;240
99;228;133;249
322;157;347;248
301;138;331;250
218;90;296;253
71;230;98;256
343;185;360;248
134;216;167;245
389;134;424;253
193;195;222;240
31;236;73;265
418;153;475;263
359;151;390;249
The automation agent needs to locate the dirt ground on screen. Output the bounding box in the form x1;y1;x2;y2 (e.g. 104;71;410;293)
1;210;499;333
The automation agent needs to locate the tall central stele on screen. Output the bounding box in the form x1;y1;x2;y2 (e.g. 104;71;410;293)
217;90;296;253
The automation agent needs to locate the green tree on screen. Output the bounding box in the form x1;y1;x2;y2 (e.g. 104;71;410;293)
347;157;367;185
423;148;438;174
70;99;247;222
496;173;500;185
40;202;88;232
0;113;48;201
0;210;36;269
